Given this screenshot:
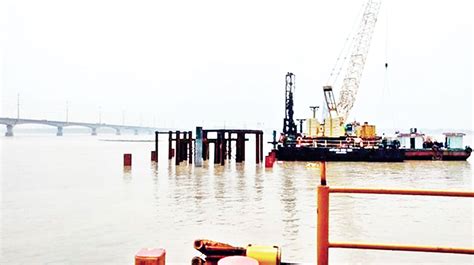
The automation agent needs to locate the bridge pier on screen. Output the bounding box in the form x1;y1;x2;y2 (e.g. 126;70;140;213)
5;124;14;137
56;126;63;136
115;129;121;135
134;129;139;135
91;128;97;136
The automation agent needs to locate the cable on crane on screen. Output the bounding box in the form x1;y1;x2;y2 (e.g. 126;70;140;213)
326;2;367;87
382;0;396;131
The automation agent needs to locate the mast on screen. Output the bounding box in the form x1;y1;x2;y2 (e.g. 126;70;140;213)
282;72;298;138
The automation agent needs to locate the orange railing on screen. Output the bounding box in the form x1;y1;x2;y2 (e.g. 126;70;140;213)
316;161;474;265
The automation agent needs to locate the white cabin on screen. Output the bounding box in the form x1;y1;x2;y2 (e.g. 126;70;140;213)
397;128;424;149
443;133;465;149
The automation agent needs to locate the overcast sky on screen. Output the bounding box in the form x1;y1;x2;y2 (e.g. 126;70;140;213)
1;0;472;132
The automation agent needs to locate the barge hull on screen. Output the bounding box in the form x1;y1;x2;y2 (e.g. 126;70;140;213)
404;149;471;161
277;146;405;162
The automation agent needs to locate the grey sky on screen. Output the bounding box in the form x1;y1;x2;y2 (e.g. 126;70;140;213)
1;0;472;131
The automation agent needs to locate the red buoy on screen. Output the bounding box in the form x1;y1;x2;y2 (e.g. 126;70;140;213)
270;150;277;160
124;153;132;166
151;151;157;162
265;156;274;168
135;248;166;265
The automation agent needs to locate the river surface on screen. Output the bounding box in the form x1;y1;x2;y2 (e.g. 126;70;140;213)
1;134;473;264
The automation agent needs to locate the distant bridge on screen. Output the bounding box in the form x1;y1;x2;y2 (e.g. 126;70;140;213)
0;117;160;136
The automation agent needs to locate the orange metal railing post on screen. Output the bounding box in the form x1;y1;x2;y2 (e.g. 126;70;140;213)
320;161;326;185
317;184;329;265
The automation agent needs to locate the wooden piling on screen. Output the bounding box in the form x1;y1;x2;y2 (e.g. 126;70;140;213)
188;131;193;164
203;131;208;161
175;131;180;165
242;133;246;162
236;133;246;163
227;132;232;159
168;131;173;160
154;131;159;162
220;132;226;166
195;127;203;167
218;133;223;164
214;140;219;164
255;133;260;164
183;131;188;163
194;129;263;165
235;133;241;163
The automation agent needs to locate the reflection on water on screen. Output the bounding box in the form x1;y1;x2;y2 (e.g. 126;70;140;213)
123;166;132;183
1;136;473;264
280;167;299;242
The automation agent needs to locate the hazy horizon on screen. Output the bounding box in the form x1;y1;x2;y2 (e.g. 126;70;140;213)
1;0;472;132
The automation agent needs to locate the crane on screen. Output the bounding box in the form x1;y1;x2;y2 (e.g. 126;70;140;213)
324;0;382;126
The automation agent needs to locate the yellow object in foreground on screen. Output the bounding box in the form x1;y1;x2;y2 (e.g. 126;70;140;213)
246;245;281;265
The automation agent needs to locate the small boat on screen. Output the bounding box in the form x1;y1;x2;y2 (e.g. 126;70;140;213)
397;129;471;161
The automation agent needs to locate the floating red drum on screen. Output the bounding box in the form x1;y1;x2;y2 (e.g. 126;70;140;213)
218;256;258;265
135;248;166;265
124;153;132;166
269;150;276;160
265;156;274;168
151;151;157;162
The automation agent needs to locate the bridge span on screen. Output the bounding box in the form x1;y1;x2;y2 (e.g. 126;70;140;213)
0;117;160;136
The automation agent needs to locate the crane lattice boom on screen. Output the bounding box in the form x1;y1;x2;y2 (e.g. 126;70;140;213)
337;0;381;123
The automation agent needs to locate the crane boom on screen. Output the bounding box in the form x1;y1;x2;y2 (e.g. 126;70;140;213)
337;0;382;123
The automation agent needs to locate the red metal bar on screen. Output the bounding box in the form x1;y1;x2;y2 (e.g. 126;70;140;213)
124;153;132;166
329;187;474;197
317;185;330;265
316;163;474;264
320;161;326;186
329;242;474;255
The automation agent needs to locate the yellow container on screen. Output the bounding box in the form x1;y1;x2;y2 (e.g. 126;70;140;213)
361;124;376;139
246;245;281;265
355;126;362;137
307;118;319;137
